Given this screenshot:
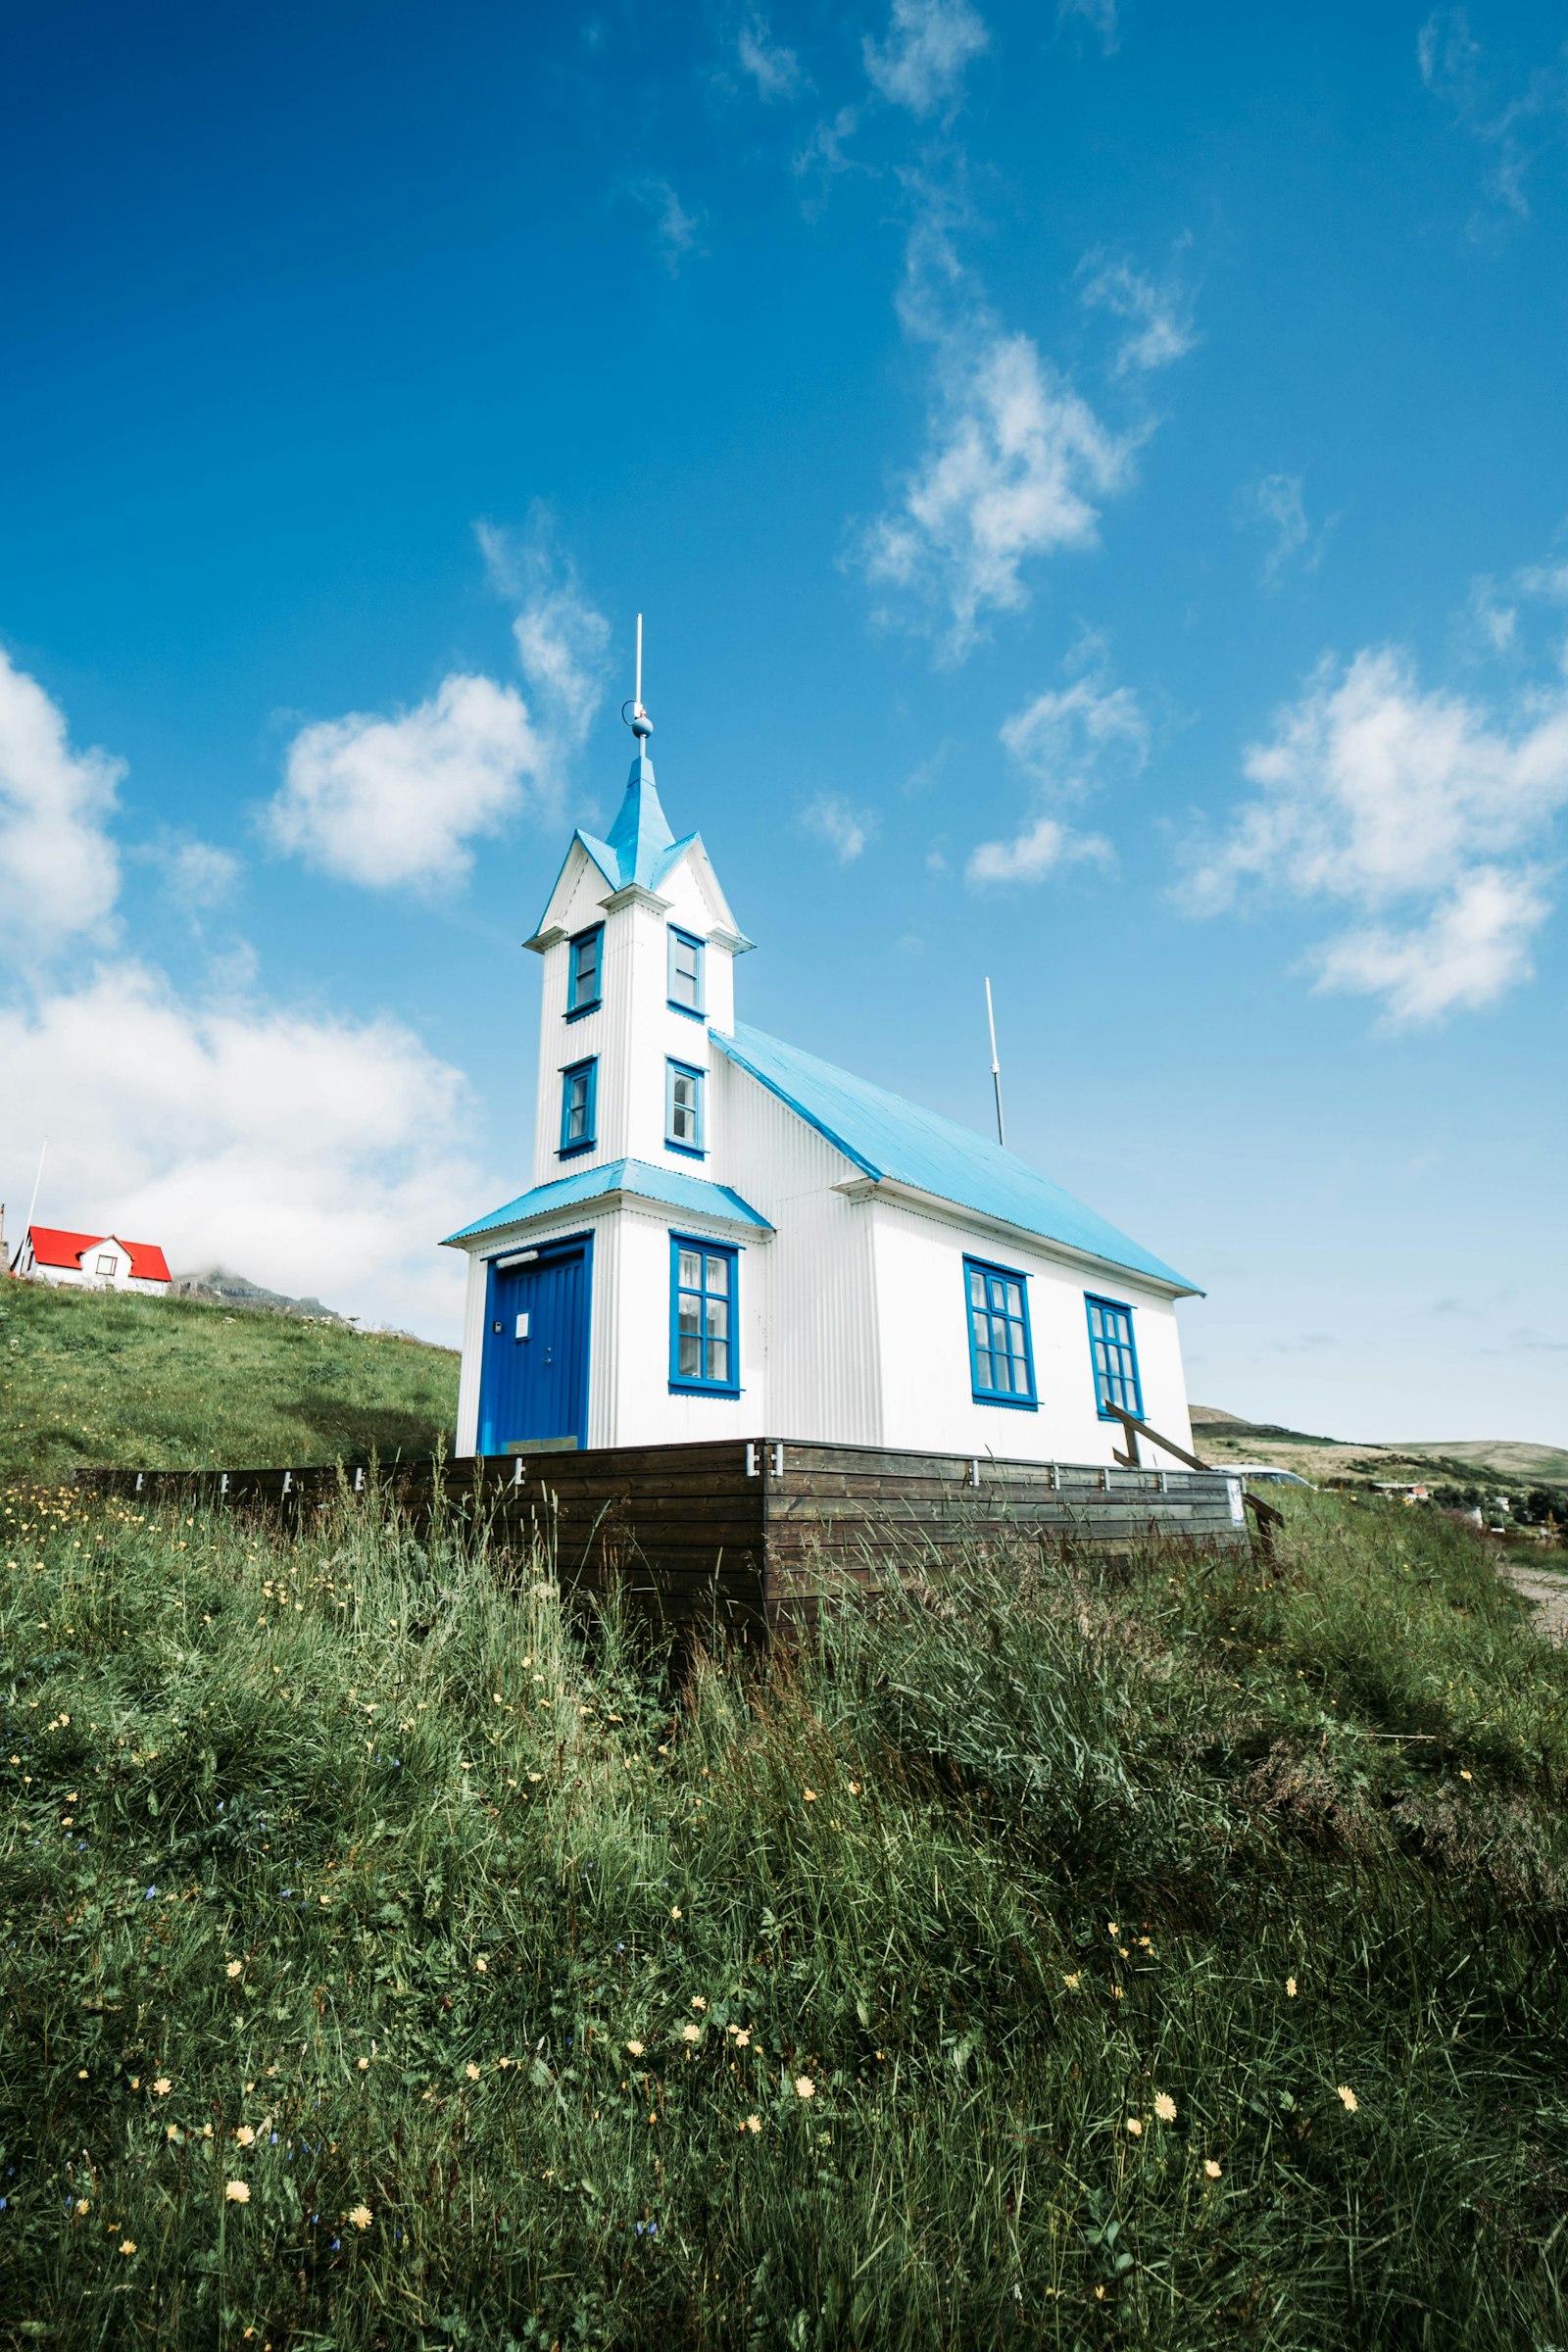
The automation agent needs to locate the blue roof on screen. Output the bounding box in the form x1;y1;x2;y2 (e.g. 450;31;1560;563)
711;1022;1200;1294
571;753;702;900
443;1155;773;1247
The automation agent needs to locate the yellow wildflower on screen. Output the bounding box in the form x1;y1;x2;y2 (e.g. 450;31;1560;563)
348;2204;372;2230
224;2180;250;2204
153;2077;172;2096
681;2024;702;2043
119;2239;136;2257
670;1906;682;1921
234;2126;256;2147
1286;1976;1298;1998
1153;2092;1177;2124
690;1995;708;2011
1337;2084;1358;2112
794;2076;816;2100
465;2062;480;2081
626;2039;645;2058
474;1956;488;1974
803;1788;817;1802
225;1960;242;1980
1062;1972;1082;1990
743;2115;762;2132
1125;2117;1144;2136
734;2028;751;2047
1203;2159;1222;2180
357;2057;370;2072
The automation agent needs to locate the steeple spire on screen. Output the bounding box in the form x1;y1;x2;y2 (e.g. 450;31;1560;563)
601;611;673;889
629;612;652;748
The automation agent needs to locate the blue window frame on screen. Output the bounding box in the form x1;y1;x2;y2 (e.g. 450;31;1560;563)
566;925;603;1018
665;1058;705;1155
668;1235;739;1395
559;1056;597;1156
667;926;704;1018
963;1255;1038;1409
1086;1295;1142;1420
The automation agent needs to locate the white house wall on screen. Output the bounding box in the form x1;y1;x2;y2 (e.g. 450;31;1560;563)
607;1203;766;1445
869;1199;1194;1468
714;1059;882;1446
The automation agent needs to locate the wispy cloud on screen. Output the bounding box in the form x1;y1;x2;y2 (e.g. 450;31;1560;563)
1180;643;1568;1025
268;531;610;894
863;0;990;118
0;646;122;963
1235;472;1335;587
967;640;1142;884
617;176;706;273
736;9;803;101
855;212;1138;662
801;791;877;862
1078;247;1197;374
1419;8;1568;237
1057;0;1119;57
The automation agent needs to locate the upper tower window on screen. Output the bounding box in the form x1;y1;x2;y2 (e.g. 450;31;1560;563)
559;1057;598;1157
665;1058;705;1154
566;925;603;1017
667;926;704;1018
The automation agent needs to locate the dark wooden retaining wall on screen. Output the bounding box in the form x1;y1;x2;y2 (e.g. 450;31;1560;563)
74;1440;1249;1636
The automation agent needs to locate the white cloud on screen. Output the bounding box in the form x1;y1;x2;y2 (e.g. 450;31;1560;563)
966;814;1111;885
168;839;240;908
801;792;876;862
270;534;610;894
737;10;802;100
1183;645;1568;1024
863;0;989;117
1419;9;1568;235
0;658;482;1339
1078;250;1197;375
1057;0;1118;55
1235;472;1333;587
620;176;705;272
0;646;122;961
3;960;475;1337
968;646;1142;885
269;673;547;893
859;320;1134;662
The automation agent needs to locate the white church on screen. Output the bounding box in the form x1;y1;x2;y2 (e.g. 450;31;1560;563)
446;669;1201;1468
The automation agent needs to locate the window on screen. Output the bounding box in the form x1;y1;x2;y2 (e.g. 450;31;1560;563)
665;1058;704;1154
95;1252;118;1277
559;1057;598;1155
1086;1296;1142;1420
667;926;704;1016
566;925;603;1017
963;1255;1037;1409
669;1236;739;1395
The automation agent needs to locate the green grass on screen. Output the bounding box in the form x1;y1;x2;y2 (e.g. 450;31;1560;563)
2;1485;1566;2347
0;1280;459;1479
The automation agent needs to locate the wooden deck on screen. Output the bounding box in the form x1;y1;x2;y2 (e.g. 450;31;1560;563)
74;1439;1249;1636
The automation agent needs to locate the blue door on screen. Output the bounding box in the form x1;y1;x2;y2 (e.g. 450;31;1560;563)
477;1239;591;1454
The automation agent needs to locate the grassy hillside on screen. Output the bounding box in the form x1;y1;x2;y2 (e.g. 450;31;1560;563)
0;1278;459;1480
2;1483;1566;2346
1191;1405;1568;1494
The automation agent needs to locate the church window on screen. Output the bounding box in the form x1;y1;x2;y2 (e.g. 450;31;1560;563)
559;1057;598;1156
667;926;704;1016
669;1237;739;1395
665;1059;705;1154
1086;1296;1142;1420
964;1256;1037;1409
566;925;603;1016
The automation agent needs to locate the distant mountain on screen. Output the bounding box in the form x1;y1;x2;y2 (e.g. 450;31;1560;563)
171;1267;349;1322
1189;1405;1567;1492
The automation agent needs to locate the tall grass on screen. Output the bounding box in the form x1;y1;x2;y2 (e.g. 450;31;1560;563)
1;1482;1565;2347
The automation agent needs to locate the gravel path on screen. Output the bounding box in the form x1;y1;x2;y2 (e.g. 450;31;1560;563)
1500;1559;1568;1644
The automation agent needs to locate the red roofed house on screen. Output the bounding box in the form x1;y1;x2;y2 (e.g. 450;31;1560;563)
16;1226;172;1297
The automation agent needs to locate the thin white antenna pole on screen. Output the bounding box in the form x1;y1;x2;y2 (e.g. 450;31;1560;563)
24;1138;47;1238
635;612;643;714
984;980;1005;1149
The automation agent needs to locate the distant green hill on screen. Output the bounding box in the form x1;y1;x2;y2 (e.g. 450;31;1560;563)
0;1276;459;1479
1190;1405;1568;1494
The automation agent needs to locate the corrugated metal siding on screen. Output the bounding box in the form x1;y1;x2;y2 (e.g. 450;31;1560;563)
716;1058;882;1445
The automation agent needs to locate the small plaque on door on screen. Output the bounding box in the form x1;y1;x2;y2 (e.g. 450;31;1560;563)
514;1312;530;1339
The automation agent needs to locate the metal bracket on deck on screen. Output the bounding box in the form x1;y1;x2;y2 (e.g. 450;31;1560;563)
220;1472;229;1496
512;1457;526;1489
134;1472;144;1494
354;1466;366;1494
1099;1466;1109;1492
1158;1469;1169;1494
964;1457;981;1487
745;1443;758;1477
771;1443;784;1477
281;1470;293;1497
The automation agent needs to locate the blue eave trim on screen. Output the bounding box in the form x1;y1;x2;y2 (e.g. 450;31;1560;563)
443;1157;773;1245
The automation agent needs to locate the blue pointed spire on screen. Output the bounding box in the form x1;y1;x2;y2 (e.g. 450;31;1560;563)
604;750;676;890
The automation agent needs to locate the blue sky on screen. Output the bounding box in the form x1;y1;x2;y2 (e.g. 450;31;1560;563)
1;0;1565;1442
